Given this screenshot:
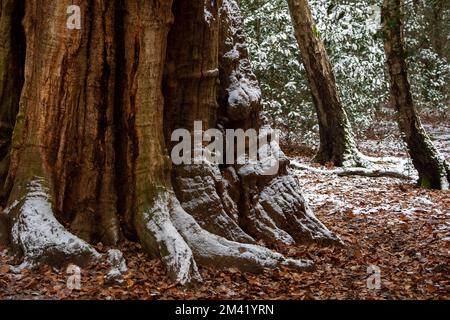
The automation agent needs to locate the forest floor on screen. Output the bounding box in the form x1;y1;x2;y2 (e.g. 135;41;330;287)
0;119;449;300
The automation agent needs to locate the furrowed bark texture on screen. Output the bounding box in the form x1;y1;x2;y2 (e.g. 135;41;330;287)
287;0;368;167
1;0;118;265
382;0;449;190
118;0;203;285
164;0;341;248
0;0;341;284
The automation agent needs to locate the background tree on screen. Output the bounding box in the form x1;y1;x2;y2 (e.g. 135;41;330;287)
0;0;25;204
382;0;450;189
0;0;340;285
286;0;368;167
239;0;449;154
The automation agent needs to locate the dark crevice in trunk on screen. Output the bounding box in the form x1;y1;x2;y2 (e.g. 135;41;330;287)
60;0;95;239
0;0;26;206
123;28;142;240
94;2;112;244
113;0;136;241
382;0;449;190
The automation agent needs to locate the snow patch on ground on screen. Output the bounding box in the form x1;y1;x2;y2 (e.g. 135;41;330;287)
171;202;314;272
291;125;450;245
105;249;128;285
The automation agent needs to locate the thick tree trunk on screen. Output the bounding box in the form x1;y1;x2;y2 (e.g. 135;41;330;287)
382;0;450;190
287;0;369;167
0;0;341;284
1;0;120;266
0;0;25;245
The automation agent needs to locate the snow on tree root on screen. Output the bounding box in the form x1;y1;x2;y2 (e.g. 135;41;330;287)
256;175;342;246
173;163;255;244
135;191;314;285
236;131;343;246
173;163;340;247
291;157;415;181
135;192;201;285
6;178;100;270
171;130;342;247
170;196;315;273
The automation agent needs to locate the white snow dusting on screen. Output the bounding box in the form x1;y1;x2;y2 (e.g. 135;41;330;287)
10;178;99;269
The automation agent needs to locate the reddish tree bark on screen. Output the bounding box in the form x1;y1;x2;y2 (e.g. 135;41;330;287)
382;0;450;190
0;0;340;284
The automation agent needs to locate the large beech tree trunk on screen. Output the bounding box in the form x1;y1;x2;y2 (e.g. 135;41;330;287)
0;0;340;284
382;0;450;190
287;0;369;167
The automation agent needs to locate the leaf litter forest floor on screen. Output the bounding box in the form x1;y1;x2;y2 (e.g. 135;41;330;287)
0;116;449;300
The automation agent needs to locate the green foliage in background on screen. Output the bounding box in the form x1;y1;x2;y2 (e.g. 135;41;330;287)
239;0;449;148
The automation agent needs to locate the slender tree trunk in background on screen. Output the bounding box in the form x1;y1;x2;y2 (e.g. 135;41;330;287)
287;0;369;167
0;0;25;244
0;0;340;285
382;0;450;190
2;0;121;264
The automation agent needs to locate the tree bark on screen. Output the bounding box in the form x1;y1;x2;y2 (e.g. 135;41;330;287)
164;0;340;247
1;0;120;266
287;0;368;167
0;0;341;284
382;0;450;190
0;0;25;206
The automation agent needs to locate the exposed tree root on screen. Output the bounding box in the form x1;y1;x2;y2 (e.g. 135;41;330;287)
172;163;255;244
172;136;342;248
337;168;413;180
134;190;315;285
236;142;342;246
344;151;375;169
2;175;318;286
5;178;100;270
290;160;412;180
170;199;315;273
243;174;343;246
